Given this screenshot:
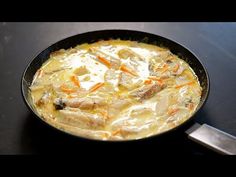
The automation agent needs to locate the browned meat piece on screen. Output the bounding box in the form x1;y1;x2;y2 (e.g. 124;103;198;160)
118;72;142;90
54;97;106;110
50;49;66;58
59;109;106;128
35;92;51;107
73;66;90;76
130;83;166;101
117;48;145;61
107;98;132;119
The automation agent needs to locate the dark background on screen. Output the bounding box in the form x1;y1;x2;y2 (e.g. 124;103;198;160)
0;22;236;155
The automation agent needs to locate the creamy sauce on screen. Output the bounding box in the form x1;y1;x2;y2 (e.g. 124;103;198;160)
30;40;202;140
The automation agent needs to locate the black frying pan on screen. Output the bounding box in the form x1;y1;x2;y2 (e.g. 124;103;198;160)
21;30;236;154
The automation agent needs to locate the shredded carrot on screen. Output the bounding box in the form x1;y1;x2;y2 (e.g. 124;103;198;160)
68;94;78;98
144;79;152;85
168;108;179;116
161;64;169;73
173;63;179;72
60;84;77;94
89;82;104;92
97;56;111;68
112;129;121;136
120;64;138;76
148;76;163;85
70;75;81;88
175;81;194;89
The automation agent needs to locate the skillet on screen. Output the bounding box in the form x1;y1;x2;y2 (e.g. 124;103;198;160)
21;30;236;154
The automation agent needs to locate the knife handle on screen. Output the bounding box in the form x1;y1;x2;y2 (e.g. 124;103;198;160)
186;123;236;155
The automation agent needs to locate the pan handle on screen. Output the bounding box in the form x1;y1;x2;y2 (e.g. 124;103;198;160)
185;123;236;155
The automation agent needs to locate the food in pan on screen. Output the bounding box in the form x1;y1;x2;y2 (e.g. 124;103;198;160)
29;40;202;140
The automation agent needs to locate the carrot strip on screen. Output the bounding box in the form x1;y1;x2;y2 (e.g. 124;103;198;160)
60;84;77;94
161;64;169;73
112;129;121;136
148;76;163;84
120;64;138;76
175;81;194;89
144;79;152;85
168;108;179;116
70;75;81;87
97;56;111;68
173;63;179;72
68;95;74;98
68;94;78;98
89;82;104;92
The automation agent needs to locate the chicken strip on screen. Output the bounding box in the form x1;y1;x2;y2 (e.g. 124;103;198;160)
59;109;106;128
54;97;106;110
130;83;166;101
